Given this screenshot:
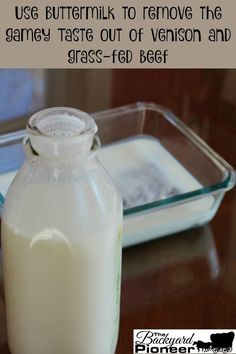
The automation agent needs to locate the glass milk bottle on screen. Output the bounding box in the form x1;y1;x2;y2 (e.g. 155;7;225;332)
1;108;123;354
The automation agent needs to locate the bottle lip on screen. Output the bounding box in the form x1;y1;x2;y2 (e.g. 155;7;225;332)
27;107;97;139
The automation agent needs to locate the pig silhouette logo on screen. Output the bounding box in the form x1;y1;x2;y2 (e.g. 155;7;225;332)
194;331;235;353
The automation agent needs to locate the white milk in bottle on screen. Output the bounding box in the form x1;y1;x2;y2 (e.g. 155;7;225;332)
1;108;123;354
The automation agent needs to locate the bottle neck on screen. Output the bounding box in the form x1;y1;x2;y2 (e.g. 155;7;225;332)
25;107;99;164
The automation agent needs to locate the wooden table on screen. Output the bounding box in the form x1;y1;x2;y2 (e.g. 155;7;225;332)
0;70;236;353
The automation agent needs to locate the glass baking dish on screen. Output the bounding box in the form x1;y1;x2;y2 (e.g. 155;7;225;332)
0;102;235;247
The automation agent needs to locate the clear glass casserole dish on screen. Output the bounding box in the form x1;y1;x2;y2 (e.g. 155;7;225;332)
0;103;235;247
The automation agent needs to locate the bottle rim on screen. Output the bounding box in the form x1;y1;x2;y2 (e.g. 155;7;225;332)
27;107;97;140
